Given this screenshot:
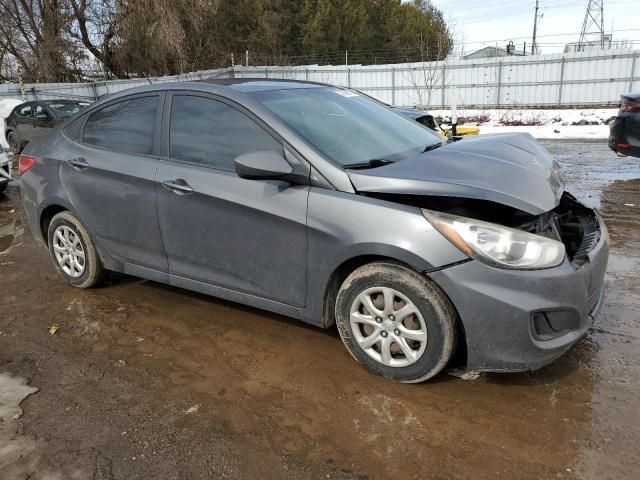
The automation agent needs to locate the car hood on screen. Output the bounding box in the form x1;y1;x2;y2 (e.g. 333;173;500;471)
347;133;565;215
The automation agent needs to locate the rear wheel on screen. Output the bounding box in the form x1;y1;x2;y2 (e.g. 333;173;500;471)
335;262;457;383
7;131;21;154
47;211;106;288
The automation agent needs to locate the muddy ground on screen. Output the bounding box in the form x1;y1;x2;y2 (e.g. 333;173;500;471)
0;140;639;480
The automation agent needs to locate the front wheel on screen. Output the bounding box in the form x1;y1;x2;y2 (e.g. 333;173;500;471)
335;262;457;383
47;211;106;288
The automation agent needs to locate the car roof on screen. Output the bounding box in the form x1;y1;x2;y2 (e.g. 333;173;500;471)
91;78;334;106
196;78;328;92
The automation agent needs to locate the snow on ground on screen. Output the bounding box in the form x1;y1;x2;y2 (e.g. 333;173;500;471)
478;124;610;140
428;108;617;140
0;99;22;149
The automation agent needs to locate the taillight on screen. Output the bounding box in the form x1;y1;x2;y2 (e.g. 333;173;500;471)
620;96;640;113
18;155;37;175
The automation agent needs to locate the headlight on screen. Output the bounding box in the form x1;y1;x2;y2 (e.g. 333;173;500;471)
423;209;566;270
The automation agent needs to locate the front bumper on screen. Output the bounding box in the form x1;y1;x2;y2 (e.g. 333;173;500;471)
430;211;609;372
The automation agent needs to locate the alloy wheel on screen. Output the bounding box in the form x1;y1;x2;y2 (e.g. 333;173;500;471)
349;286;428;367
52;225;86;278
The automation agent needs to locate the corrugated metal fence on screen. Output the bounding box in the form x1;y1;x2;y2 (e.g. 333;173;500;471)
1;48;638;108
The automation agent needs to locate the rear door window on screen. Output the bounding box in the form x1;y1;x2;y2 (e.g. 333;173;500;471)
83;96;158;155
168;95;282;171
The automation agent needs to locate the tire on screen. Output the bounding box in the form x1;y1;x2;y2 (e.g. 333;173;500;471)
0;182;7;194
7;131;21;154
47;211;106;288
335;262;457;383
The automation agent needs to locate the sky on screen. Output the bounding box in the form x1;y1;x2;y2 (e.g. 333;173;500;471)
428;0;640;55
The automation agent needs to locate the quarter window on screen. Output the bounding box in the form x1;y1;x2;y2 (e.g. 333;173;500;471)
169;95;282;171
83;96;158;155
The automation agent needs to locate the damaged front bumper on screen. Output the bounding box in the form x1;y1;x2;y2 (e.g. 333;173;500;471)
429;208;609;372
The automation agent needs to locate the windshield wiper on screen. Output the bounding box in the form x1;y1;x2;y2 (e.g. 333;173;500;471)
423;142;443;153
343;159;394;170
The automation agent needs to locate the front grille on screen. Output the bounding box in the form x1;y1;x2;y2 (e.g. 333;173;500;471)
574;228;600;260
548;193;601;265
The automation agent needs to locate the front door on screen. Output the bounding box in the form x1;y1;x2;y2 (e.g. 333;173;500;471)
58;93;168;271
156;93;308;307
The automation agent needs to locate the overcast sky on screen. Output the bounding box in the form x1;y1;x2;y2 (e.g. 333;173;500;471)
428;0;640;55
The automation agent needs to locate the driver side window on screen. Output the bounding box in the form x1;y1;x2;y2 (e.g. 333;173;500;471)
34;104;49;119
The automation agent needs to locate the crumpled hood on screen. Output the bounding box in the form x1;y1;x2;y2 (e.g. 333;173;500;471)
347;133;565;215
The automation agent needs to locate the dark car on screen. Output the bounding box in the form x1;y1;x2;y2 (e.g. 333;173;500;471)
5;99;90;153
19;79;608;383
609;92;640;158
390;106;440;131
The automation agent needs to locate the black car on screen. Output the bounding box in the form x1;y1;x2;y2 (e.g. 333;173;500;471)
390;106;440;131
609;91;640;158
4;99;90;153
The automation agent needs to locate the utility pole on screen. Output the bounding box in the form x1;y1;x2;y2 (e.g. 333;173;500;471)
230;53;235;78
18;69;26;101
531;0;540;55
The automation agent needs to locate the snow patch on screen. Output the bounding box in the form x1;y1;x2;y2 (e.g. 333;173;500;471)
426;108;617;140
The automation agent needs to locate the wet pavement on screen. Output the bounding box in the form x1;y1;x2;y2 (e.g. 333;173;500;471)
0;140;639;479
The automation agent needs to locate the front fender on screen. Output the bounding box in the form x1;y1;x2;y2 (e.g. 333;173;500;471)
302;188;467;326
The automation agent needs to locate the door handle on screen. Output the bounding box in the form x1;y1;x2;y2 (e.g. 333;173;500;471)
67;157;89;170
162;179;194;195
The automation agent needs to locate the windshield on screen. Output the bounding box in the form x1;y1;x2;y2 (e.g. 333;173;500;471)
248;87;442;167
48;101;90;118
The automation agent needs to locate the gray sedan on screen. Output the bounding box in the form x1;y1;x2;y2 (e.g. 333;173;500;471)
18;79;608;382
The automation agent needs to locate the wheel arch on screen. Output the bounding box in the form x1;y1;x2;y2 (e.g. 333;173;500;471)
40;203;71;240
321;254;468;368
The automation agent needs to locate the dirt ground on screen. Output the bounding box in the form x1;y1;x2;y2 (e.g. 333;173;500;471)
1;140;639;480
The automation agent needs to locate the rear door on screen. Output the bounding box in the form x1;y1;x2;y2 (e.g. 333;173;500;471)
156;92;309;307
58;93;168;272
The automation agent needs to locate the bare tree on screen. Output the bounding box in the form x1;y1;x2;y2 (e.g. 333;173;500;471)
67;0;122;78
0;0;77;82
403;30;451;108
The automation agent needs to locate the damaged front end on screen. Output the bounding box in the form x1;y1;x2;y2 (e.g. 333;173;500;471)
363;190;602;268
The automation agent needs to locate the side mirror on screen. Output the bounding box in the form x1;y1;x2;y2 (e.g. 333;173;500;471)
234;150;293;181
35;113;49;121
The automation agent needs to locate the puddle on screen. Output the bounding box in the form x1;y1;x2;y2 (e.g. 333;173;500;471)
0;202;24;256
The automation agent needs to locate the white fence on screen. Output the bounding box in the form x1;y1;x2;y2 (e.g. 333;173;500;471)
1;48;638;108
